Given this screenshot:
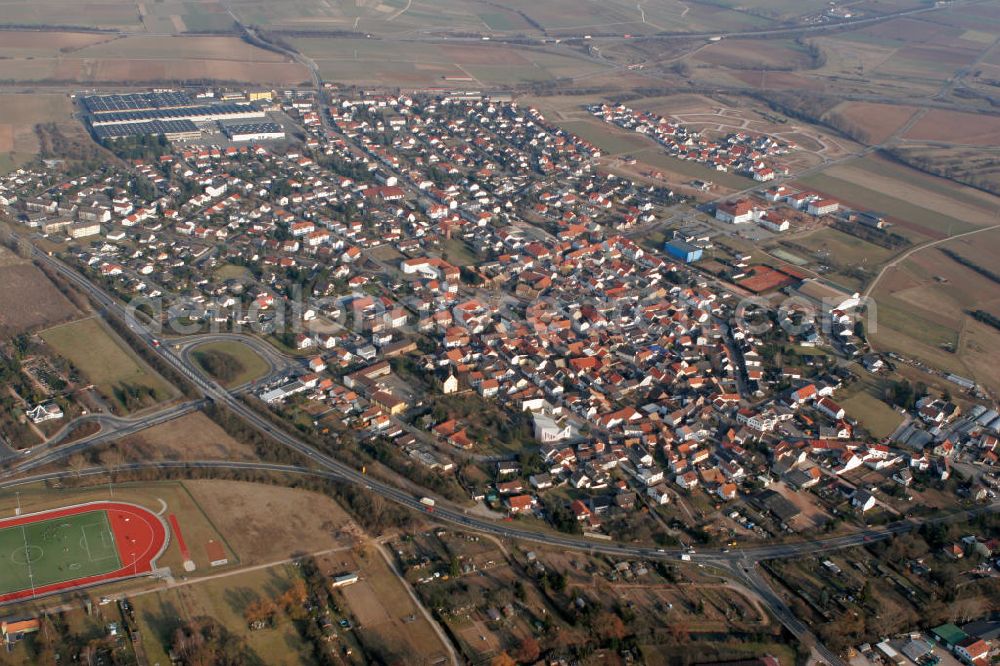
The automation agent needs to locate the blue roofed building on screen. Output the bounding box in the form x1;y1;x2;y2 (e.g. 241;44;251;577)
664;239;703;263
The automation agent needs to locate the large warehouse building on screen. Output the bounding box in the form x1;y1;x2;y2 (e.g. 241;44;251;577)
92;119;201;141
82;91;194;114
82;90;285;144
223;122;286;142
88;103;265;127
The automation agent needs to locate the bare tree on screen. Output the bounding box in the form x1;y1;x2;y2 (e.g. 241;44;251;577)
67;453;87;479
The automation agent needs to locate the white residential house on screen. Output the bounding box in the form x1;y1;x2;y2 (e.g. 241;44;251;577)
852;489;877;512
647;484;671;505
807;198;839;216
533;411;573;443
635;466;664;486
714;199;755;224
816;397;845;420
27;403;63;424
757;211;789;232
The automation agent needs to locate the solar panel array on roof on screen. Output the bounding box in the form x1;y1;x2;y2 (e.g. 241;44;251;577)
88;103;262;126
92;119;199;140
223;122;283;137
82;91;193;114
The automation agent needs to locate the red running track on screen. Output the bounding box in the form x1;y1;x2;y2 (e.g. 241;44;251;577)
0;501;169;604
168;514;191;561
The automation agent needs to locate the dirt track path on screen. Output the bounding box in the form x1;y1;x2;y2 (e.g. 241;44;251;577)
862;221;1000;300
373;541;461;666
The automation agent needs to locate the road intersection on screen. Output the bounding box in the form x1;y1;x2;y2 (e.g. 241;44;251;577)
10;240;1000;663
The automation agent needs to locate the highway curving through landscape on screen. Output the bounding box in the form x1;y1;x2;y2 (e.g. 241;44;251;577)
17;239;1000;664
5;457;998;567
5;456;998;665
169;331;303;392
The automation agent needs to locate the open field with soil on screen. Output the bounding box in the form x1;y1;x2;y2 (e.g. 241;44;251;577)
117;411;258;463
291;38;608;87
324;546;450;664
872;45;977;82
0;59;309;86
185;479;356;564
794;171;979;241
0;253;80;337
0;93;75;174
132;562;311;666
870;232;1000;395
76;34;291;61
0;33;309;85
903;110;1000;146
693;39;813;70
823;101;918;144
0;1;142;28
227;0;485;33
0;31;114;57
846;155;1000;213
40;317;176;411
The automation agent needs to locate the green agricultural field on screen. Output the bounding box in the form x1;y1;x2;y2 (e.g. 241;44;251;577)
41;318;175;411
636;149;753;190
292;37;607;86
840;388;904;439
0;0;141;28
0;511;120;597
557;120;650;156
795;173;978;239
777;227;895;291
479;12;525;31
873;296;961;351
0;155;17;176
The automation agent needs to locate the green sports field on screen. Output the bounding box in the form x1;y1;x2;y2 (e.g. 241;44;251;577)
0;511;121;595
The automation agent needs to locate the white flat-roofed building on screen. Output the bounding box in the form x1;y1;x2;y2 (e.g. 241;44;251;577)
68;222;101;239
224;121;285;142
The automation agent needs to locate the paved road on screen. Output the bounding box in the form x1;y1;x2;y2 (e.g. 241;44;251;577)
19;241;1000;662
5;400;207;473
6;450;999;666
169;332;302;392
6;459;997;565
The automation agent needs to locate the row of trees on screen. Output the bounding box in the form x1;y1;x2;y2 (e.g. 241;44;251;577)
831;220;911;250
972;309;1000;332
881;147;1000;197
941;249;1000;285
